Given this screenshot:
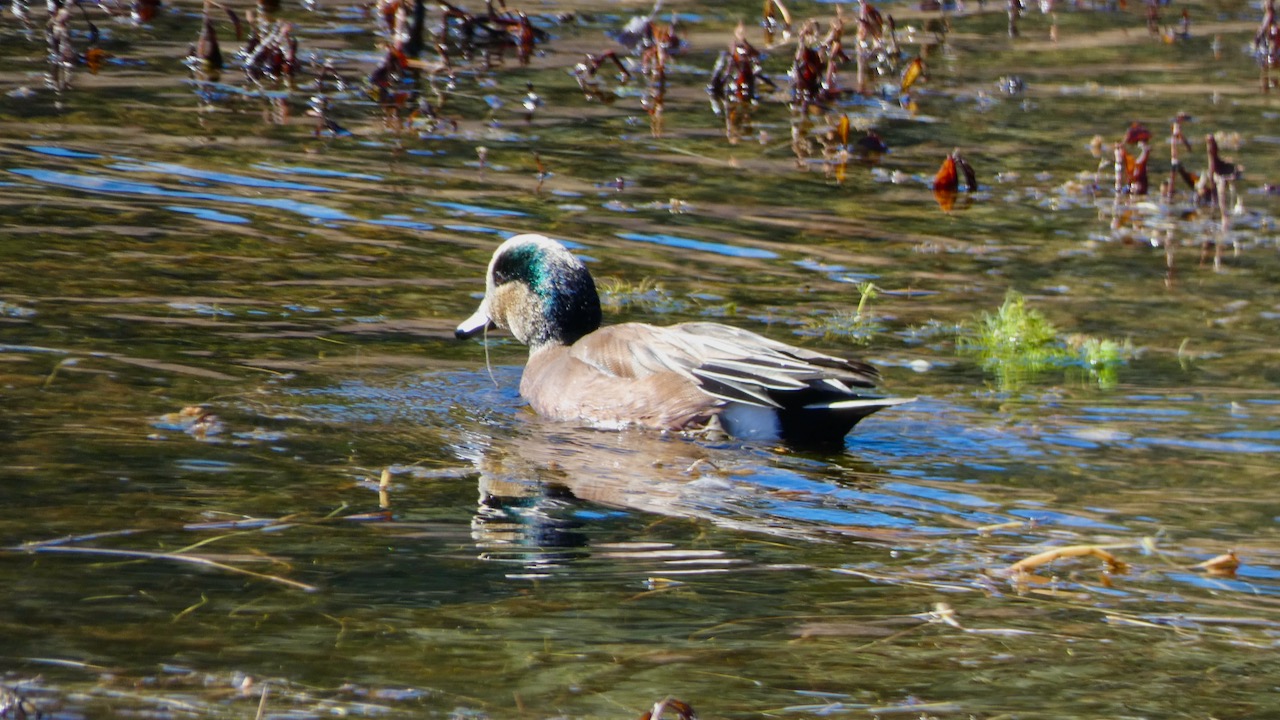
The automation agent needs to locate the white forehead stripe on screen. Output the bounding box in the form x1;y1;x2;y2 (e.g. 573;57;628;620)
488;234;581;281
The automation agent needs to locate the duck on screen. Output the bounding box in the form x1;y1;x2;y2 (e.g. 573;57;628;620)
455;233;912;445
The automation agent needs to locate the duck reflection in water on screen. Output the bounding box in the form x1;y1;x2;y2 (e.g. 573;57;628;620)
462;424;742;568
459;422;732;568
456;417;915;571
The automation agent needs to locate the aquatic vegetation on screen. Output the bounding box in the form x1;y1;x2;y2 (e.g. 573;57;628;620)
854;280;877;320
787;16;851;111
900;318;965;346
800;282;882;342
710;24;771;103
961;291;1133;390
1066;333;1135;388
41;2;97;92
1204;133;1245;230
242;18;301;85
801;310;881;342
1114;133;1151;196
1256;0;1279;91
900;56;925;95
933;150;976;193
932;149;978;210
436;0;547;66
761;0;793;45
596;276;687;314
1162;112;1196;200
961;290;1060;386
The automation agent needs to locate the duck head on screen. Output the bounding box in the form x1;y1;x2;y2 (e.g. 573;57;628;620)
456;233;603;350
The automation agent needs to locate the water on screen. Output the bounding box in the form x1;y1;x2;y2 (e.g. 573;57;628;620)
2;0;1280;717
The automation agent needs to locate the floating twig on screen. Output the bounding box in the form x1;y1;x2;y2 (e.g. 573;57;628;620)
12;545;317;592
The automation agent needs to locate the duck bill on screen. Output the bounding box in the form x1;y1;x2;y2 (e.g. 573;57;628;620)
455;305;496;339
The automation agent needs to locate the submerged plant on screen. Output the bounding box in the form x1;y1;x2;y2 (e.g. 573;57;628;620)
800;282;882;342
597;276;687;314
960;291;1132;391
1067;334;1135;389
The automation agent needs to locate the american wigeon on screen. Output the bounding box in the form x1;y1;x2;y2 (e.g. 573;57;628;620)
456;233;912;445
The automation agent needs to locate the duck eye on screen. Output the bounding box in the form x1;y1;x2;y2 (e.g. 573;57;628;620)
492;268;510;285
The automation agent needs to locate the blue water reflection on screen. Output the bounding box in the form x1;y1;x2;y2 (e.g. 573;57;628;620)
370;216;437;231
1006;507;1128;531
165;205;251;224
28;145;101;159
615;231;780;259
109;161;336;192
1164;571;1280;596
428;200;528;217
12;168;355;222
